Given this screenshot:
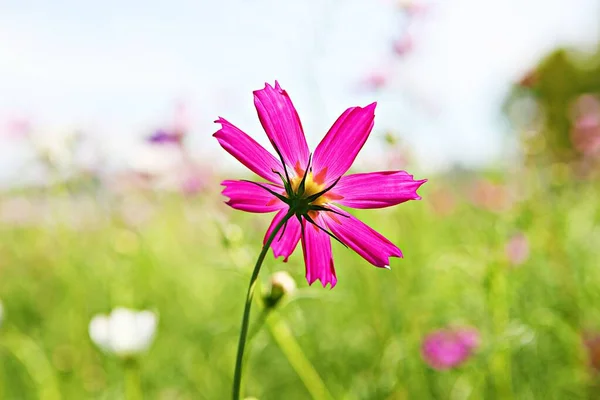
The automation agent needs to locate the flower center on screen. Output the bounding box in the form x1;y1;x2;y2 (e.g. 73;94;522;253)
289;172;327;206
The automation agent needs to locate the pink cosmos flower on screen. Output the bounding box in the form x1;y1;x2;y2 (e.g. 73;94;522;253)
469;179;512;213
3;116;31;139
392;35;414;57
358;70;391;92
422;327;480;370
570;95;600;157
583;331;600;372
505;233;529;266
214;82;426;288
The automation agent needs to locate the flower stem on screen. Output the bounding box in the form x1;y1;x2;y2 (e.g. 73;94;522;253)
247;308;269;343
232;209;296;400
124;359;142;400
266;311;335;400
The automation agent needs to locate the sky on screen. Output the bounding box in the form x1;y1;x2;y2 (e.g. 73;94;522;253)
0;0;598;183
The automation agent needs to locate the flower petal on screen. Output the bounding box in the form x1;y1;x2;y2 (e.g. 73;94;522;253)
221;180;284;213
312;103;376;184
135;311;158;352
254;82;310;170
213;117;282;183
331;171;426;209
301;218;337;288
324;207;402;268
264;210;301;262
89;315;111;351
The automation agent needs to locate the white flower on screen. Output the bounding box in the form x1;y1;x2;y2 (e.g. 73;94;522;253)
89;307;157;358
30;128;81;170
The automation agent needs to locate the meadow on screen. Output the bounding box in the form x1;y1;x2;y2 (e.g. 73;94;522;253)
1;165;599;400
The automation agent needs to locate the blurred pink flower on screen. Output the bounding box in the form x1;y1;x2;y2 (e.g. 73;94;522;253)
360;72;389;91
469;180;512;212
422;327;480;370
181;172;205;196
428;188;456;217
386;151;408;170
392;35;414;56
517;70;537;88
570;95;600;157
505;233;529;266
582;331;600;372
214;81;426;287
2;116;31;139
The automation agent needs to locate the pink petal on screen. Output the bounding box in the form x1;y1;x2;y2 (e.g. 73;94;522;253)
324;207;402;268
213;117;282;183
221;180;284;213
254;82;310;170
332;171;426;209
301;218;337;288
455;328;481;351
312;103;376;185
264;210;301;262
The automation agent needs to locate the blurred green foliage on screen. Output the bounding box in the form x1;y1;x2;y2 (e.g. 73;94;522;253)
0;168;599;399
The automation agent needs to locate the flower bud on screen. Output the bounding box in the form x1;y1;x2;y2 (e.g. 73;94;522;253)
263;271;296;308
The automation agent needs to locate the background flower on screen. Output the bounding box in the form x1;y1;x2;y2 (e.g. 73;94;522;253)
421;327;480;370
89;308;158;359
505;233;530;266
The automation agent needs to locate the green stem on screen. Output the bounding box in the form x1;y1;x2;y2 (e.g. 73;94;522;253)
0;330;61;400
247;308;269;343
124;359;142;400
232;209;295;400
266;311;335;400
489;263;513;399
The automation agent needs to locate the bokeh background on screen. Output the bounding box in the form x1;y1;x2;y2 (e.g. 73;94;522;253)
1;0;600;399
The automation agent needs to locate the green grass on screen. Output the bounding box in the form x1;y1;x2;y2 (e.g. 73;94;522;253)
0;170;599;399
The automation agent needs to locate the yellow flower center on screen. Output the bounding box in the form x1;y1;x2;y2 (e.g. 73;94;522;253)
290;172;328;206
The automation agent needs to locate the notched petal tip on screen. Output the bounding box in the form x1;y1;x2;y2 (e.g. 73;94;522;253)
413;179;428;200
306;276;337;289
375;252;402;269
253;82;277;97
213;117;228;132
271;251;291;262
